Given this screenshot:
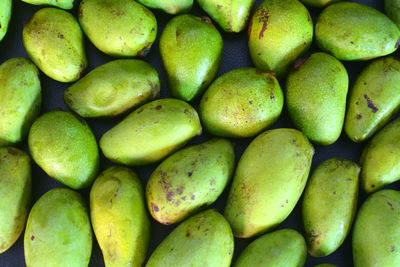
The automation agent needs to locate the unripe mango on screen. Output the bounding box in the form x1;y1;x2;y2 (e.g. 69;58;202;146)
300;0;341;8
0;0;11;42
386;0;400;28
22;0;75;9
137;0;193;14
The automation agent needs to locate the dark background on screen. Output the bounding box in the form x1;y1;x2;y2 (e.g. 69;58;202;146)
0;0;393;266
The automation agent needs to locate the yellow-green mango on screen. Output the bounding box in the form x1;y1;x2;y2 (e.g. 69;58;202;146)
286;52;349;145
0;58;41;147
353;189;400;267
23;8;87;83
234;229;307;267
79;0;157;57
0;0;11;42
28;110;99;189
90;166;150;267
199;68;283;138
160;14;223;101
137;0;193;14
316;2;400;61
248;0;313;77
386;0;400;28
302;158;360;257
345;57;400;142
24;188;92;267
64;59;160;118
0;147;31;253
146;138;235;225
224;128;314;238
21;0;75;9
146;209;234;267
300;0;341;8
197;0;256;33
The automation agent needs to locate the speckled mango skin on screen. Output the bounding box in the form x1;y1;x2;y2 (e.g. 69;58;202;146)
286;52;349;146
300;0;341;8
224;128;314;238
345;57;400;143
28;111;99;189
24;188;92;267
146;209;234;267
137;0;193;14
79;0;157;57
386;0;400;28
0;58;41;147
146;138;235;225
302;158;360;257
90;166;150;267
22;0;75;9
353;190;400;267
199;68;283;138
0;0;11;42
198;0;256;33
23;8;87;83
100;98;202;166
0;148;31;254
316;2;400;61
248;0;313;77
234;229;307;267
160;14;223;101
64;59;160;118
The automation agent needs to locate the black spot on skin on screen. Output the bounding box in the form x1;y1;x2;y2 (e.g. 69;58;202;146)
156;105;162;110
186;231;190;237
217;5;222;9
333;191;336;195
387;201;394;210
58;33;64;39
191;195;195;200
371;185;375;188
350;41;354;44
201;16;212;24
364;94;378;113
7;148;18;156
392;245;396;252
31;235;35;241
356;114;362;120
258;8;269;39
188;172;192;177
294;56;309;70
249;100;253;104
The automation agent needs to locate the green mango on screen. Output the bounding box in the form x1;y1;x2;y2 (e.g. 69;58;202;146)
0;58;41;147
0;147;31;253
234;229;307;267
24;188;92;267
199;68;283;138
160;14;223;101
0;0;11;42
23;8;87;83
386;0;400;28
21;0;75;9
248;0;313;77
146;209;234;267
64;59;160;118
90;166;150;267
224;128;314;238
286;52;349;145
147;138;235;225
79;0;157;57
137;0;193;14
300;0;341;8
353;189;400;267
345;57;400;142
28;110;99;189
100;98;202;166
197;0;256;33
302;158;360;257
315;2;400;61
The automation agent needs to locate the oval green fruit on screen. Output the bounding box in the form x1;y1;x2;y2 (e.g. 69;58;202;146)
0;0;11;42
199;68;283;138
0;58;41;147
28;110;99;189
137;0;193;14
160;14;223;101
224;128;314;238
147;138;235;225
24;188;92;267
21;0;75;9
386;0;400;27
353;190;400;267
286;52;349;145
302;158;360;257
91;166;150;267
64;59;160;118
146;209;234;267
300;0;341;8
316;2;400;61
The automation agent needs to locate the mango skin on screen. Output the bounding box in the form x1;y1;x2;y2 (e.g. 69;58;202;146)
28;111;99;189
64;59;160;118
353;190;400;267
0;147;31;253
24;188;92;267
286;52;349;145
0;0;11;42
137;0;193;14
90;166;150;267
302;158;360;257
315;2;400;61
345;57;400;143
300;0;341;8
79;0;157;57
146;209;234;267
147;139;235;225
386;0;400;28
248;0;313;77
199;68;283;138
160;14;223;101
224;128;314;238
0;58;41;147
23;8;87;83
21;0;75;9
234;229;307;267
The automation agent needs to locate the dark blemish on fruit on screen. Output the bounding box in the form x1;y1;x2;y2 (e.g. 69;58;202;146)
333;191;336;195
357;114;362;120
188;172;192;177
242;108;245;111
364;94;378;113
364;82;367;85
201;16;212;24
148;80;158;91
7;148;17;156
346;178;352;182
387;201;394;210
286;199;288;203
137;45;151;57
371;185;375;188
249;100;253;104
191;195;195;200
270;93;275;100
247;19;253;38
197;225;200;230
166;191;174;201
392;245;395;252
294;57;309;70
281;204;284;207
177;186;184;195
16;61;24;67
258;8;269;39
151;28;155;32
156;105;162;110
186;231;190;237
137;109;143;114
31;235;35;241
396;37;400;49
152;203;159;212
181;196;186;200
350;41;354;44
58;33;64;39
217;5;222;9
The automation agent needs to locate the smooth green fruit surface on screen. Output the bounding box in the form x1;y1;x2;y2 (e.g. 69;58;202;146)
22;0;75;9
137;0;193;14
300;0;341;7
0;0;11;42
386;0;400;27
